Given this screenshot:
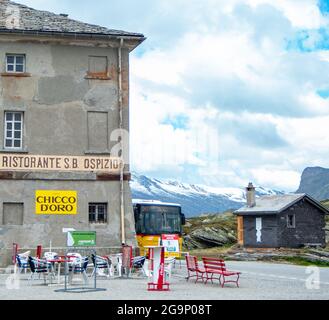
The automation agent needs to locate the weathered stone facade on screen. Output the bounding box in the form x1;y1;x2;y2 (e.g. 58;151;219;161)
243;215;278;248
0;1;145;266
278;199;326;248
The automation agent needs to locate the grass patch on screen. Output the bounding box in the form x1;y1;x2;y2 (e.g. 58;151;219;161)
321;199;329;210
183;244;236;258
274;256;329;267
184;211;237;236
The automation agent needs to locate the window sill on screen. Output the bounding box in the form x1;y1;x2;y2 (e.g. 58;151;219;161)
1;72;31;77
85;72;111;80
0;149;29;154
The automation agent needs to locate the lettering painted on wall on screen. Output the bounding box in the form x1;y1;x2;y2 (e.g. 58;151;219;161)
35;191;77;215
256;217;262;243
0;154;122;172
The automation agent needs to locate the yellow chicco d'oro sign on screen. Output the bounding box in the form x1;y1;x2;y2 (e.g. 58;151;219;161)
35;191;77;215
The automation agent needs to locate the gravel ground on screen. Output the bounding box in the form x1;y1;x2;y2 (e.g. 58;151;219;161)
0;261;328;300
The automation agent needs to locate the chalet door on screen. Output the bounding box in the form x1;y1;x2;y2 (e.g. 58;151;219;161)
256;217;262;243
237;216;244;245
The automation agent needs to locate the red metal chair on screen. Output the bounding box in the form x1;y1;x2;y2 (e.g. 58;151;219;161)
185;255;206;283
202;257;241;288
122;245;133;277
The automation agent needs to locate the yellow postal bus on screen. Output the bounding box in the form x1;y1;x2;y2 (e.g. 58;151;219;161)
133;199;186;258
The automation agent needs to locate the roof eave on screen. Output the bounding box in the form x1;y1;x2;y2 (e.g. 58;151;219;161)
303;194;329;215
0;28;146;47
233;211;279;216
233;193;329;215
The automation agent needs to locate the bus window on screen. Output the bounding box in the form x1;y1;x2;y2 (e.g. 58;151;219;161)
161;212;180;233
139;205;181;235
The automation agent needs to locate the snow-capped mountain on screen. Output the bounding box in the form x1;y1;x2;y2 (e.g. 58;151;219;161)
130;172;284;217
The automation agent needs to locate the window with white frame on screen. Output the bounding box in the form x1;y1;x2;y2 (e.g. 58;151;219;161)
6;54;25;73
89;203;108;224
4;112;23;149
287;214;296;228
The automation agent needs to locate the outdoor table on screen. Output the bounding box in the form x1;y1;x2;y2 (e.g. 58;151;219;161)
47;258;72;285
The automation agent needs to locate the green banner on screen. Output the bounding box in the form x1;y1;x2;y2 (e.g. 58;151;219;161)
67;231;96;247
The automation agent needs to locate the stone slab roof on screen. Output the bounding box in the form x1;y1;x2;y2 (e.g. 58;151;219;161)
0;0;144;38
234;193;329;215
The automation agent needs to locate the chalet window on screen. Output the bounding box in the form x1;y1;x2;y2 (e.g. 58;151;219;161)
89;203;107;224
4;111;23;149
287;214;295;228
6;54;26;73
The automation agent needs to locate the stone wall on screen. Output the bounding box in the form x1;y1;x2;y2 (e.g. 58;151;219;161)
278;199;326;248
243;215;279;248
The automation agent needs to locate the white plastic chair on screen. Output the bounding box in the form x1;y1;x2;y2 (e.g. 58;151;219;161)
109;254;122;277
67;252;82;262
145;257;176;281
91;254;111;278
16;252;30;274
68;256;89;285
44;252;58;261
164;257;176;281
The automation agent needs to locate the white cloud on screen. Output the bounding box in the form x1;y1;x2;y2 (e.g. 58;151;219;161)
132;50;185;86
248;0;326;29
129;85;211;172
250;168;301;190
127;0;329;190
299;91;329;115
276;115;329;156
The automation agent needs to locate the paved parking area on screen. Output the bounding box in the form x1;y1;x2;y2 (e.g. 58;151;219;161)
0;261;329;300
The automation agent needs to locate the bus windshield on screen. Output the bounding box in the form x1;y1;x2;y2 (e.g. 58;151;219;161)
136;205;182;235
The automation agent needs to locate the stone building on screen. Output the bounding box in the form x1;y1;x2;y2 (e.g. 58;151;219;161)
0;0;145;266
234;183;328;248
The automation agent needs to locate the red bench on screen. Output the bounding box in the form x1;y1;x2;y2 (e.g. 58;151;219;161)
202;257;241;288
185;255;206;283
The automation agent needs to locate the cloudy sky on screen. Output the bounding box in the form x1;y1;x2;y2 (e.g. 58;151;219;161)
21;0;329;191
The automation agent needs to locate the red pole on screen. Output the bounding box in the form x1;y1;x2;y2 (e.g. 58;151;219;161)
129;246;133;268
157;246;165;290
12;243;18;265
36;245;42;259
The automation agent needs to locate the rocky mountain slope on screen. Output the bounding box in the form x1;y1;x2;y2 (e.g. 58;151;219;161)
183;212;237;249
297;167;329;200
130;172;283;217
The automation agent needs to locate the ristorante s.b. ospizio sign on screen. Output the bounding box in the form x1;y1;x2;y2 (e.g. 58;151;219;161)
0;154;122;173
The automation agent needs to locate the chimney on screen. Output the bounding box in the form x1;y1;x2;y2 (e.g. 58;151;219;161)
246;182;256;207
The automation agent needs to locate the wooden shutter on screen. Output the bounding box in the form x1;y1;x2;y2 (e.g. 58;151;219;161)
237;216;244;245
